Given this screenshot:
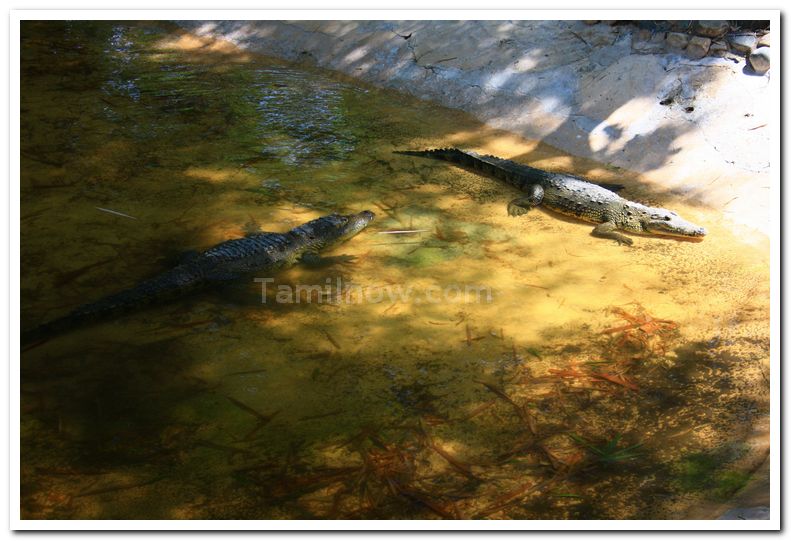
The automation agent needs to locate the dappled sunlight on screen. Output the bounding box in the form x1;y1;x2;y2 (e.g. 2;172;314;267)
20;21;769;520
512;50;542;73
153;30;254;62
183;166;242;183
343;46;370;64
485;68;517;91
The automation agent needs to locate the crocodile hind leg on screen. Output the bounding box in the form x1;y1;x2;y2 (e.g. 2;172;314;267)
507;184;544;216
592;221;633;246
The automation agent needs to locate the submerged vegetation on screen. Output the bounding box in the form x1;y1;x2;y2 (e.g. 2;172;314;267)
673;451;752;502
568;433;644;466
20;21;769;520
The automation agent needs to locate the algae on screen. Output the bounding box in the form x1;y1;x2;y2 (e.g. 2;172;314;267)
20;21;770;520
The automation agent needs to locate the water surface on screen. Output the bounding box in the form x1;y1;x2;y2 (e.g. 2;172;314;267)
21;21;770;520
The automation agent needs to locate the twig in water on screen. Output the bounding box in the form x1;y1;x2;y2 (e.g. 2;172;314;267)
95;207;137;220
369;241;423;246
226;396;278;424
476;380;537;433
225;396;280;440
298;409;344;422
223;368;268;377
74;476;166;498
476;477;557;518
524;283;549;291
428;440;478;480
376;229;430;235
323;329;342;350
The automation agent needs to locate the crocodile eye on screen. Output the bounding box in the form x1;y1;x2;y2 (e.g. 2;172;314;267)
664;216;672;221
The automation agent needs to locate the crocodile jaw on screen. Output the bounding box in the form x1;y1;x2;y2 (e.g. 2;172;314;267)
643;216;707;238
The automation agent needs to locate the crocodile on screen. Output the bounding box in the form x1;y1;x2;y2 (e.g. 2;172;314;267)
23;211;375;345
395;148;706;245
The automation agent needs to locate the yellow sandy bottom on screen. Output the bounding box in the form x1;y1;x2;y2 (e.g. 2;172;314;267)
20;21;769;520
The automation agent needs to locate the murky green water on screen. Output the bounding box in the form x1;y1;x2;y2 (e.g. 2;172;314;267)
21;21;770;520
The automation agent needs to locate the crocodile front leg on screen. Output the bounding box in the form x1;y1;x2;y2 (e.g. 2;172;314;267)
507;184;544;216
301;252;357;268
592;221;633;246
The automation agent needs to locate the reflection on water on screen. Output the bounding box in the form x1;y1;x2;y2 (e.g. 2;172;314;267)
20;21;770;520
253;68;362;165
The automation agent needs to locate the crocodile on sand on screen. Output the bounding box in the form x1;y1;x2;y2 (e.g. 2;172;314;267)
23;211;375;345
395;148;706;245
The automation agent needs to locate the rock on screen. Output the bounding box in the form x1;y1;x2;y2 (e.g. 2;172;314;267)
666;32;690;50
729;34;757;55
757;32;770;47
695;20;730;38
709;40;729;57
748;47;770;74
632;29;666;53
670;21;693;32
577;26;621;47
686;36;711;59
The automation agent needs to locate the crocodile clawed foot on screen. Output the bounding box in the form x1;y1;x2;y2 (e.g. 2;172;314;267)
302;253;356;268
507;201;531;217
592;222;633;246
326;254;359;270
616;237;634;246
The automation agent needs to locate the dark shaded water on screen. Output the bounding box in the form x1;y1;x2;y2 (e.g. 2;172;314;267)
20;21;769;520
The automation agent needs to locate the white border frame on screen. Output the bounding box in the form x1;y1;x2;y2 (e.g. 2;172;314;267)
8;9;781;531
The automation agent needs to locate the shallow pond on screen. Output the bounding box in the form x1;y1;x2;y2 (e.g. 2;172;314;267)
20;21;770;520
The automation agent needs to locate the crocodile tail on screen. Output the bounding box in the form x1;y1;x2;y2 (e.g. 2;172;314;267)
394;148;550;189
393;148;471;161
394;148;503;173
21;265;204;346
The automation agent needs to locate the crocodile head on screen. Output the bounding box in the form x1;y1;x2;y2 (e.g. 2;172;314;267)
294;210;376;249
642;208;706;239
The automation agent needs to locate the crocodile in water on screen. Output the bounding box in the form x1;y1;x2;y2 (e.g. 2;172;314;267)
23;211;375;344
395;148;706;245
